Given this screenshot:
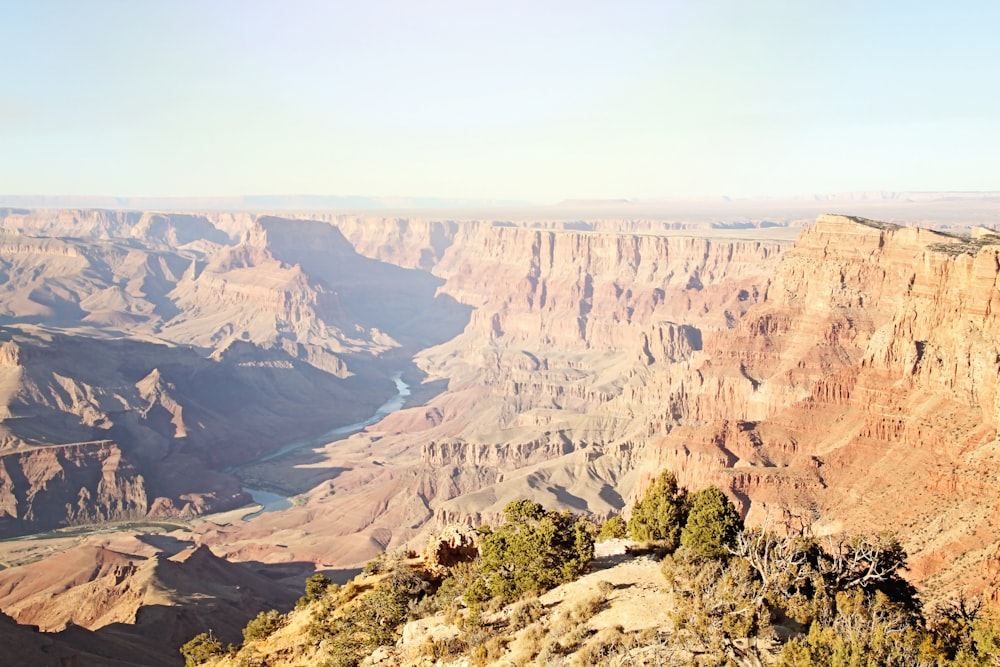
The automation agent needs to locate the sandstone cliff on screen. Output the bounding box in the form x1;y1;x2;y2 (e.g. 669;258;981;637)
0;212;467;535
0;536;301;655
0;323;397;536
628;215;1000;601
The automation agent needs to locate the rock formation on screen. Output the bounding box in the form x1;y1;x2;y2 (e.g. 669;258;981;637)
422;523;480;574
260;213;1000;603
628;216;1000;601
0;535;301;652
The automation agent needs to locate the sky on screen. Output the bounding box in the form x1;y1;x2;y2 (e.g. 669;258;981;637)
1;0;998;202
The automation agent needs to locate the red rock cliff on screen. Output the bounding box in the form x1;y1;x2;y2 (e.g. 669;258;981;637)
636;215;1000;601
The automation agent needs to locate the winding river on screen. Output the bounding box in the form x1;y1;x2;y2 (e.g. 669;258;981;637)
240;373;411;520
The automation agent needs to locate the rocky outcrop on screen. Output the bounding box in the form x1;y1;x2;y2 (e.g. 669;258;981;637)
0;539;301;650
0;213;468;534
0;323;405;535
0;208;247;246
187;221;786;569
367;227;786;520
422;524;479;574
289;214;1000;601
0;441;147;533
431;225;779;346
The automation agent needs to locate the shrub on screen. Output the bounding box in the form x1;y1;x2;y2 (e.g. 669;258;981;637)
667;527;944;666
412;560;479;622
470;635;508;666
242;608;285;642
509;596;543;630
303;572;333;604
597;515;628;541
573;625;629;666
679;485;743;559
466;499;595;608
362;552;386;575
564;591;605;625
514;623;546;663
627;469;687;549
309;560;434;667
179;632;224;666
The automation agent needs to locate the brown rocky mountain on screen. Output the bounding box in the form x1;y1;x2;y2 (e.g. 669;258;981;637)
0;608;176;667
0;534;302;666
179;221;784;569
0;538;299;643
0;207;999;664
0;213;470;537
632;216;1000;601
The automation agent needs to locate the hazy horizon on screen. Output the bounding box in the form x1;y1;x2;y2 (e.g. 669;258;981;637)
2;1;998;200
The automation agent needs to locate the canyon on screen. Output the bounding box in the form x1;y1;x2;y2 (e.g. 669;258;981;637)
0;204;998;662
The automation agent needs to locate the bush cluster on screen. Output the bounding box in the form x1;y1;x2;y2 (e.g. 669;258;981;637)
463;499;595;609
664;519;1000;666
242;609;285;643
596;515;627;541
628;469;743;558
179;632;226;666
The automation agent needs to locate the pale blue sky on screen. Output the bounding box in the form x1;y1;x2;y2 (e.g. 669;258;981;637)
1;1;997;201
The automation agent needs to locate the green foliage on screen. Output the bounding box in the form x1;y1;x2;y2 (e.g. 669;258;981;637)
627;469;687;549
509;596;543;631
663;525;1000;667
596;515;628;541
466;499;595;608
776;590;927;666
970;612;1000;663
363;552;386;575
731;528;830;625
666;527;935;666
179;631;224;666
410;560;480;622
242;608;285;643
665;554;774;664
823;532;918;610
303;572;333;604
679;486;743;559
218;520;1000;667
309;559;433;667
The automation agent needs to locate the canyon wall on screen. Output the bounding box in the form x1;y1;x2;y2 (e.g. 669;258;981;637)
626;216;1000;600
0;212;461;535
1;208;998;603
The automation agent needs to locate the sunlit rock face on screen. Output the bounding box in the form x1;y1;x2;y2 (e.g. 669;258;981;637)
630;215;1000;602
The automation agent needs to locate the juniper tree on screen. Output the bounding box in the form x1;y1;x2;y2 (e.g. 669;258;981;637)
627;469;688;549
680;485;743;559
465;499;595;608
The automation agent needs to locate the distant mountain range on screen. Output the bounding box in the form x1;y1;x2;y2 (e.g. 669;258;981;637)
0;194;536;211
2;192;997;228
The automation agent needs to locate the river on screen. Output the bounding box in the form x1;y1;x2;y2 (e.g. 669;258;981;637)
240;373;411;520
